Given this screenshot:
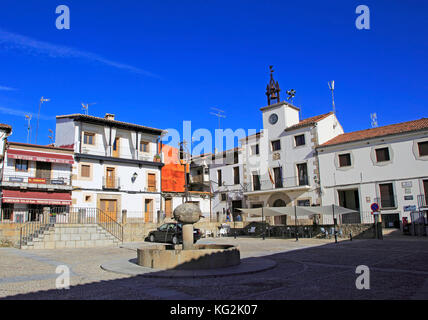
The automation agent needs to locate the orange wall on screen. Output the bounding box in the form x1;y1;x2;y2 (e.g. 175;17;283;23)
160;144;188;193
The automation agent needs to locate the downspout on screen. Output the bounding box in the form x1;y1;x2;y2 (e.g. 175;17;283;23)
1;130;12;222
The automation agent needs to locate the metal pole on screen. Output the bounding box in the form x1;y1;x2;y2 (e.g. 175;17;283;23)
295;206;298;241
333;204;338;243
262;207;265;240
35;99;42;144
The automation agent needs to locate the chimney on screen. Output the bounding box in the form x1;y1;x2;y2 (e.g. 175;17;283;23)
105;113;115;121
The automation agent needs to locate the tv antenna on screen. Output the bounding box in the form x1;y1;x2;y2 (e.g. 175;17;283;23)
370;113;378;128
25;114;32;144
210;107;226;129
328;80;338;128
48;129;54;145
81;102;96;115
35;97;50;144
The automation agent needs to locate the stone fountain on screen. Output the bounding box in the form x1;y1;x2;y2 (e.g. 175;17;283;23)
137;203;241;270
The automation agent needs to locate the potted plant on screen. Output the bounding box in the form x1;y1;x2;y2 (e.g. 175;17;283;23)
153;154;161;162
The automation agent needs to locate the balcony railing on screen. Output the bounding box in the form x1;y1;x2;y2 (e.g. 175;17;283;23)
417;194;428;208
79;145;161;162
374;196;397;209
0;174;71;186
244;176;310;193
102;177;121;190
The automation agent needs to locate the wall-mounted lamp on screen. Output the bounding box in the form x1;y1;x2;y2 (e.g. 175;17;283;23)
131;172;138;183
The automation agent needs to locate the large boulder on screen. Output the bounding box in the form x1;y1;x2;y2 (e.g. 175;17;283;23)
173;203;202;224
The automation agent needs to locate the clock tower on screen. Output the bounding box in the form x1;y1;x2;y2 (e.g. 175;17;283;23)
261;66;300;139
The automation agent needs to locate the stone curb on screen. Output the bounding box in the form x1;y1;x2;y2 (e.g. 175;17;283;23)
101;256;277;279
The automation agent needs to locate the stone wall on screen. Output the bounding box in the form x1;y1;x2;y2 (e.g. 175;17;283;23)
0;223;23;247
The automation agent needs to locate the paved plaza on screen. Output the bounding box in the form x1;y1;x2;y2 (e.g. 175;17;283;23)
1;236;428;300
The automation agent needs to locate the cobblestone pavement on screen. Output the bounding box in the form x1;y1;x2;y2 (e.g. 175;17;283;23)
1;237;428;299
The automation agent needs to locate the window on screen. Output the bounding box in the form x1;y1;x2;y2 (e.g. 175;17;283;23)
273;167;283;188
85;195;92;202
376;147;390;162
234;152;239;164
147;173;156;192
418;141;428;157
251;144;260;155
271;140;281;151
83;132;95;145
15;159;28;172
253;173;261;191
81;165;90;178
217;170;222;187
297;199;310;206
221;193;227;201
339;153;352;167
140;141;149;153
297;163;308;186
379;183;395;208
294;134;306;147
233;167;240;185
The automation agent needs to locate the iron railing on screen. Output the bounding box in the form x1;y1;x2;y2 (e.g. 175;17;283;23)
102;177;121;190
17;207;123;248
417;194;428;208
243;176;310;192
374;196;397;209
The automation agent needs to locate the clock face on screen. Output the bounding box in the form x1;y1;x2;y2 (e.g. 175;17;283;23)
269;113;278;125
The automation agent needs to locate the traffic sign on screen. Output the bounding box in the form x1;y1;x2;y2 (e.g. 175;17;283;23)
370;203;379;212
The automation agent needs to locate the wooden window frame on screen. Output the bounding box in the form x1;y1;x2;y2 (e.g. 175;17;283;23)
83;132;96;146
15;159;29;172
338;153;352;167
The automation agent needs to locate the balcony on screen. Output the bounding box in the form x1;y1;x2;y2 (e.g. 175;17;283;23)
102;177;121;190
374;196;397;210
244;176;310;195
0;174;72;191
417;194;428;208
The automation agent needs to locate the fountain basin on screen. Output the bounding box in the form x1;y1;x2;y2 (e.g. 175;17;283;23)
137;244;240;270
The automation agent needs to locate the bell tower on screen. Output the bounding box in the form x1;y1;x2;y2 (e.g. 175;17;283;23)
266;66;281;106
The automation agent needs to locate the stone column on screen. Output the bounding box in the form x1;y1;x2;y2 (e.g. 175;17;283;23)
122;210;127;225
182;224;194;250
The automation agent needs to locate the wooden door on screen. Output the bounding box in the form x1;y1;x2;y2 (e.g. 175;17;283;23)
100;199;117;222
106;167;115;188
165;199;172;218
113;137;120;158
148;173;156;192
145;199;153;222
36;162;52;180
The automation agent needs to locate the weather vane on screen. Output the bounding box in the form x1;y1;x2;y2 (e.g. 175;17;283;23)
286;89;296;103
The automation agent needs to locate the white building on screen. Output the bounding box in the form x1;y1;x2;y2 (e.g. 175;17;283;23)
317;118;428;228
0;142;73;223
55;113;165;223
209;147;245;222
239;100;343;224
0;123;12;167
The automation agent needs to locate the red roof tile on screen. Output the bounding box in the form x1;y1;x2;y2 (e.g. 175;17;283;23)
321;118;428;147
284;112;333;131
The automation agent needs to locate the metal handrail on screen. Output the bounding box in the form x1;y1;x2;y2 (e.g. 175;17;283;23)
18;207;123;246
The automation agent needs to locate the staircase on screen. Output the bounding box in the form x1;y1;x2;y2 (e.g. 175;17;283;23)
20;224;121;250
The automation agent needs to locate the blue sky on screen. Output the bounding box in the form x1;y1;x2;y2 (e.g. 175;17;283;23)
0;0;427;150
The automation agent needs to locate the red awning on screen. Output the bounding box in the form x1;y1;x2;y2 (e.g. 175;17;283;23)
7;149;74;164
1;190;72;205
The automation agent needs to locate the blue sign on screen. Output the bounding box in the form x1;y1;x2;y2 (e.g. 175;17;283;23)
404;205;417;212
371;203;379;212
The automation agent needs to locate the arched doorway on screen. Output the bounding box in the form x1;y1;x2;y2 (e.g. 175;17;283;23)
272;198;287;225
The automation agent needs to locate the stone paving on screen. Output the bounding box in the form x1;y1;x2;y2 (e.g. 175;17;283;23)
0;236;427;299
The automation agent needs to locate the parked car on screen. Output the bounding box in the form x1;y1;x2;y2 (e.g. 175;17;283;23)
147;223;201;245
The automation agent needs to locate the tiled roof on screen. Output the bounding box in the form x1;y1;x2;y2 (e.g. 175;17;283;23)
0;123;12;133
284;112;334;131
56;114;164;134
320;118;428;147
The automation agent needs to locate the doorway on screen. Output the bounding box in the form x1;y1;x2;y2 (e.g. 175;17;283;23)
100;199;117;222
113;137;120;158
165;198;172;218
106;167;116;188
145;199;153;222
273;199;287;225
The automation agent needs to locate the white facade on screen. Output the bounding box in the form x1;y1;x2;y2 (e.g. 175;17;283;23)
318;125;428;227
55;114;165;222
239;101;343;224
210;148;245;221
